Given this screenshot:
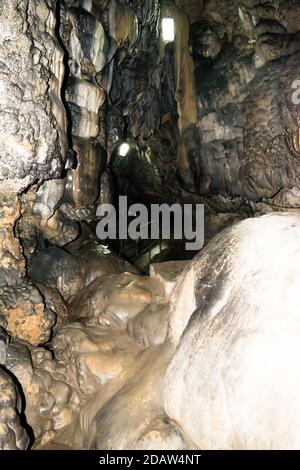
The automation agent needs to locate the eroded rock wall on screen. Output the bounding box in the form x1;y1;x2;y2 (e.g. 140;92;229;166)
178;0;300;211
0;0;67;194
0;0;68;350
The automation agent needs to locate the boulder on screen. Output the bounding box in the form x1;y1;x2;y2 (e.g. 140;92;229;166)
165;213;300;449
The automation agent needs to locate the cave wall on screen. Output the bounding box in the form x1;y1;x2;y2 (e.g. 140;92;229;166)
0;0;195;449
1;0;298;351
0;0;194;345
0;0;68;347
178;0;300;212
0;0;69;449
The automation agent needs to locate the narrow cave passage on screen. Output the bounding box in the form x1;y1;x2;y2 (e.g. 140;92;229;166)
1;0;300;453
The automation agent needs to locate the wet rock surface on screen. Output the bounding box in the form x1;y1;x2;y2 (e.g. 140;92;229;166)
0;366;29;450
29;246;83;302
10;213;300;450
3;210;300;450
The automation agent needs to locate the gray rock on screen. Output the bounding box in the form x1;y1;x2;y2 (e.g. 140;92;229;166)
165;213;300;449
0;366;29;450
29;246;83;301
0;0;67;194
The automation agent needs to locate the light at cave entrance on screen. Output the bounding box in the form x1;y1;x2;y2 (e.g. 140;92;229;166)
162;18;175;43
119;143;130;157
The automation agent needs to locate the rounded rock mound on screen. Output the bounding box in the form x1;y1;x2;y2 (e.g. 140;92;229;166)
165;213;300;450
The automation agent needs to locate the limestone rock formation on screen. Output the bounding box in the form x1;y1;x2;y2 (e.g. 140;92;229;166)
165;213;300;449
178;0;300;211
0;281;55;346
0;0;68;351
149;260;188;297
0;0;67;194
6;340;81;448
0;366;29;450
59;1;111;218
132;415;187;450
29;246;83;302
10;257;177;449
69;272;155;327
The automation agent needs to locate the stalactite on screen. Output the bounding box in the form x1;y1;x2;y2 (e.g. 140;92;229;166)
58;2;112;219
162;1;198;131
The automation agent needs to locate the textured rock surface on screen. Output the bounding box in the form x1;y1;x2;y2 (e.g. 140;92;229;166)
5;210;300;450
0;0;69;349
0;281;55;346
0;366;29;450
64;138;106;208
128;302;170;348
7;254;174;449
165;213;300;449
29;246;83;301
69;272;156;327
6;340;80;447
178;0;300;210
0;0;67;193
0;193;25;287
149;261;189;298
132;415;187;450
59;2;111;220
36;283;70;335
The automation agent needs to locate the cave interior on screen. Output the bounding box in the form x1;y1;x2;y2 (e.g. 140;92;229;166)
1;0;300;451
